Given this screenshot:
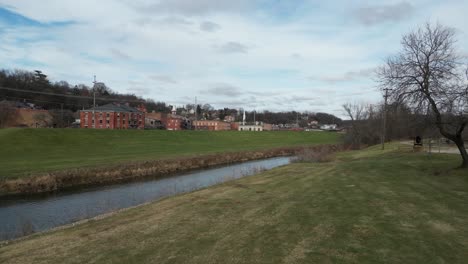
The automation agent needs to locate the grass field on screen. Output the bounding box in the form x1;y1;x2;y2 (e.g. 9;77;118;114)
1;144;468;263
0;128;340;179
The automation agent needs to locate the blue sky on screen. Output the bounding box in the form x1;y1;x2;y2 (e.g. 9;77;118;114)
0;0;467;117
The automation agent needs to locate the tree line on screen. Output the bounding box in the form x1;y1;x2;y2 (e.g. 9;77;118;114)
0;69;172;113
0;69;343;127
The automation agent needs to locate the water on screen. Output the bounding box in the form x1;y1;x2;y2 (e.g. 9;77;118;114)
0;157;292;241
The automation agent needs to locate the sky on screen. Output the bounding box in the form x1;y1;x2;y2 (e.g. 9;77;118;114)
0;0;467;118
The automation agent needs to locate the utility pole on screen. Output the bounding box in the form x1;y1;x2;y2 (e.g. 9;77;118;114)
381;88;391;150
195;96;198;120
253;109;256;124
93;75;97;109
92;75;96;128
296;112;299;127
60;103;64;128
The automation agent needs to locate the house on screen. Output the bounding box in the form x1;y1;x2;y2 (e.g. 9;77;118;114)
145;111;188;130
145;112;164;129
145;117;164;129
193;120;230;131
262;123;273;131
223;115;235;122
80;103;145;129
320;124;338;131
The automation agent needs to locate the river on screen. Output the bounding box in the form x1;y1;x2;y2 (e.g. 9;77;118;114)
0;156;292;241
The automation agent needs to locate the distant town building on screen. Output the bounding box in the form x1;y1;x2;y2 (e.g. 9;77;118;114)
238;124;263;131
231;122;240;131
239;123;263;131
320;124;338;131
193;120;230;131
80;103;145;129
223;115;235;122
262;123;273;131
165;117;183;130
145;112;164;129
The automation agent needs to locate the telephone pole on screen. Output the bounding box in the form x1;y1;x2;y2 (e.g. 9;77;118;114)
381;88;391;150
60;103;64;128
92;75;96;128
194;96;198;121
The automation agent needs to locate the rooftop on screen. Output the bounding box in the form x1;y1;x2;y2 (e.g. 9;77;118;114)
82;103;142;113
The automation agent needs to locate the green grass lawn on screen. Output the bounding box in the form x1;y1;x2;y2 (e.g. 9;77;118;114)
0;128;340;179
1;144;468;263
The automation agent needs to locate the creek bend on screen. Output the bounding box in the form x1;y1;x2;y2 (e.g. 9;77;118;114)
0;156;292;241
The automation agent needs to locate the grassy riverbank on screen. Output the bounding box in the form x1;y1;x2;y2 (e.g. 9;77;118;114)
0;129;340;179
2;144;468;263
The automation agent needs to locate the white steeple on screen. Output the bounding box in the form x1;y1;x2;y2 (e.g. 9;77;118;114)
242;109;246;125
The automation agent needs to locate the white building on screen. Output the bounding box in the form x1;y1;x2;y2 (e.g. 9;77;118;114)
320;124;337;131
239;124;263;131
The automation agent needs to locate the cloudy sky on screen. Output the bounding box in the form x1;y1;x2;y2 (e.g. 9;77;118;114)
0;0;467;117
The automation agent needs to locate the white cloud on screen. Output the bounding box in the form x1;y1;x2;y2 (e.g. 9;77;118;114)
200;21;221;32
353;1;414;25
216;41;249;54
0;0;466;117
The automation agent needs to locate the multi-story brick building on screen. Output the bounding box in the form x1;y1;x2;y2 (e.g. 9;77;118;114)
80;103;145;129
193;120;230;131
165;116;183;130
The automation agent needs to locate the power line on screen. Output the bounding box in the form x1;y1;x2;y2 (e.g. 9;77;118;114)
0;86;146;104
1;95;87;108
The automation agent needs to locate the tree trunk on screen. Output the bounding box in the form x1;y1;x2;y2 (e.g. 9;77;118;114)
454;137;468;168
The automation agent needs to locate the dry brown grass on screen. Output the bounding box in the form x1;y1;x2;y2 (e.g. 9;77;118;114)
0;144;342;196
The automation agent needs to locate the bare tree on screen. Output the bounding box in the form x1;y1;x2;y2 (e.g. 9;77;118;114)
378;23;468;168
0;101;17;128
343;103;370;149
33;113;49;128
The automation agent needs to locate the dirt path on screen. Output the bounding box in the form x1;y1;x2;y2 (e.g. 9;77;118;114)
400;140;466;154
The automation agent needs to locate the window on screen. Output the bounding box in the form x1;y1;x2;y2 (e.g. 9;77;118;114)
106;120;110;124
106;113;110;117
99;120;103;124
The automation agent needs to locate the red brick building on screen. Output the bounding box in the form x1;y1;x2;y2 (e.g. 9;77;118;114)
165;117;183;130
143;111;186;130
80;103;145;129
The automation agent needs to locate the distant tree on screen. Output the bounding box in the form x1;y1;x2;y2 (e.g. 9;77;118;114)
378;23;468;168
50;109;75;128
92;82;112;96
343;103;370;149
33;113;49;128
0;101;17;128
314;112;342;126
196;104;202;118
